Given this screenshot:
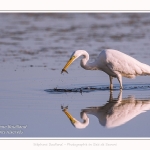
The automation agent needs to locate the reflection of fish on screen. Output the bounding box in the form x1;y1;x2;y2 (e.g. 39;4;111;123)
61;104;68;110
82;91;150;128
62;106;89;129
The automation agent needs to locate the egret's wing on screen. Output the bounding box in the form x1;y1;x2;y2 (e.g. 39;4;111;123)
105;49;150;77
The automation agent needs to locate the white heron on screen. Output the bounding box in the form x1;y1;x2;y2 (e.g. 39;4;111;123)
61;49;150;89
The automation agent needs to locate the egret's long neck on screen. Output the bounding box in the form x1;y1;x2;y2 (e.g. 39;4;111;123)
80;51;98;70
74;112;89;129
75;118;89;129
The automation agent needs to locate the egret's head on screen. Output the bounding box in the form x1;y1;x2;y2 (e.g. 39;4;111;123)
61;50;79;74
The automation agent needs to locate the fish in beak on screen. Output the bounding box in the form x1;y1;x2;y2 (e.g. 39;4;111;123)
61;56;76;74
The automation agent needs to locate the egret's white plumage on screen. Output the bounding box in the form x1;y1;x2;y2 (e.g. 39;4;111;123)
61;49;150;89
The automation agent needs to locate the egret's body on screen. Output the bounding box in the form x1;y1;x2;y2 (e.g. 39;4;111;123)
61;49;150;89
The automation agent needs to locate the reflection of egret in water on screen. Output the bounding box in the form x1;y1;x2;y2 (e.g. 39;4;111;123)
83;91;150;128
62;91;150;129
61;105;89;129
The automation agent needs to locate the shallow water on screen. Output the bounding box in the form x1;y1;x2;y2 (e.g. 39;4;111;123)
0;13;150;137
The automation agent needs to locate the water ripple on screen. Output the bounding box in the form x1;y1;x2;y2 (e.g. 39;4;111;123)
45;84;150;94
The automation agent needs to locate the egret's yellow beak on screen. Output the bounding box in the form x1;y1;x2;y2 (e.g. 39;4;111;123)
61;56;76;74
63;109;76;124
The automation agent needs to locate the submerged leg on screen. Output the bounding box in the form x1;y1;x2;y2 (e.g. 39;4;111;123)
109;76;113;90
116;74;123;89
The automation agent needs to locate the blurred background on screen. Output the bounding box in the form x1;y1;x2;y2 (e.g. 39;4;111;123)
1;13;150;66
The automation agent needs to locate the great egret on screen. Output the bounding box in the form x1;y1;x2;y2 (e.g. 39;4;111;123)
61;49;150;89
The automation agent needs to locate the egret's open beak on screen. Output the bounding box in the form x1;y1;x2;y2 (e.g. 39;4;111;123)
61;56;76;74
62;109;76;124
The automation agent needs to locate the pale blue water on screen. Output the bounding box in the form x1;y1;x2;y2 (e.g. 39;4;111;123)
0;13;150;137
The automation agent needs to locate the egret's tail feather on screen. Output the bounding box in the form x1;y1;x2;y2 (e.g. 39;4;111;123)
141;63;150;76
122;63;150;78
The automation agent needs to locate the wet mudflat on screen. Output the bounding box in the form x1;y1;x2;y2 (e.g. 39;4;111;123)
0;13;150;137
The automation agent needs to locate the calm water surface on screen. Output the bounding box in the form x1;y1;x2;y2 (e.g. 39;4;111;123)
0;13;150;137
